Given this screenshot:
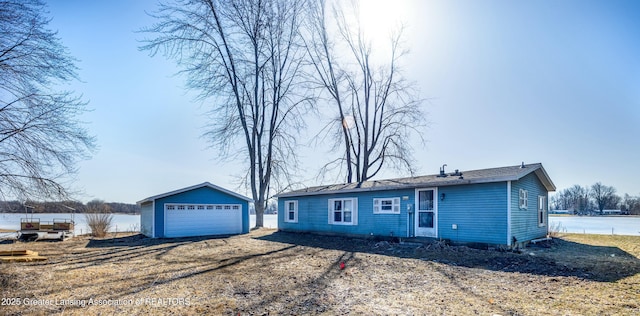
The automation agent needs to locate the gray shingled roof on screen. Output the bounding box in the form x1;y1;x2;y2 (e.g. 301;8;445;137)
137;182;252;205
276;163;555;198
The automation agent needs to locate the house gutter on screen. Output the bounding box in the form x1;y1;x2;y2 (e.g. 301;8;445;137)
507;181;512;246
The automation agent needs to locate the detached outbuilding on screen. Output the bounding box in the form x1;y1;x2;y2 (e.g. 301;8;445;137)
276;163;555;247
137;182;251;238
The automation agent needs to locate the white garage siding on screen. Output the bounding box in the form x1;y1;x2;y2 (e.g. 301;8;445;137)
164;204;242;237
140;202;154;237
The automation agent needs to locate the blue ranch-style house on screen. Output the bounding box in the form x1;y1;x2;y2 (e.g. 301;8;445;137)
138;182;251;238
276;163;555;247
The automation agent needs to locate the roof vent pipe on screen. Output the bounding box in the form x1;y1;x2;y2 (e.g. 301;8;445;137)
520;161;526;168
438;164;448;177
450;169;463;177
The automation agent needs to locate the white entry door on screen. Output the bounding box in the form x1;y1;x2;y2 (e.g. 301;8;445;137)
415;188;437;237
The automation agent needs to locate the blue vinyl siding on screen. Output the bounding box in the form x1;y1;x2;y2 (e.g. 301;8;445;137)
279;189;415;237
279;184;508;243
153;186;250;237
511;172;548;242
437;182;508;245
278;170;551;246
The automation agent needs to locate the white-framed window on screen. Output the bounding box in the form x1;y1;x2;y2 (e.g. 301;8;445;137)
519;189;528;209
538;196;547;227
328;198;358;225
177;205;185;210
197;205;205;210
285;200;298;223
167;205;176;210
373;197;400;214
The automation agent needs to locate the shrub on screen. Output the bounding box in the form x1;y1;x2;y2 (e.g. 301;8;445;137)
85;212;113;237
548;221;565;238
128;223;140;233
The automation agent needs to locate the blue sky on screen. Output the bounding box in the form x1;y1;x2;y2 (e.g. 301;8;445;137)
45;0;639;203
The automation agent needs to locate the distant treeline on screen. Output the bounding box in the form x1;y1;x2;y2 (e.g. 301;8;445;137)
0;200;140;214
551;182;640;215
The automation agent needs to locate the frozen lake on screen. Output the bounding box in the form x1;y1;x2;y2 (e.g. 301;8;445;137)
0;213;279;238
250;214;278;228
0;213;140;237
4;213;636;237
549;215;640;236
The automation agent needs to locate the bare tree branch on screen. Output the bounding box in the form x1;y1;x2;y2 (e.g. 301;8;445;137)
0;0;96;201
306;0;425;184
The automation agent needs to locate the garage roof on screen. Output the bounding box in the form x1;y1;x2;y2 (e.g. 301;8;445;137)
137;182;252;205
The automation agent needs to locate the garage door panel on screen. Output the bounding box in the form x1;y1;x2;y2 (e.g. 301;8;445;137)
165;204;242;237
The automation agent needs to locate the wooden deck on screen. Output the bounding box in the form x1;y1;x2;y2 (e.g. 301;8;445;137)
0;250;47;262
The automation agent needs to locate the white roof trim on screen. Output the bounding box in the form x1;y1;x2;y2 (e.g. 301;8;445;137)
137;182;252;205
534;167;556;191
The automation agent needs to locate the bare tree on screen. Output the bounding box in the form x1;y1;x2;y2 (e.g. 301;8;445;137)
86;199;111;213
0;0;96;200
550;190;571;211
306;0;424;184
590;182;618;214
559;185;591;214
622;193;640;215
140;0;310;227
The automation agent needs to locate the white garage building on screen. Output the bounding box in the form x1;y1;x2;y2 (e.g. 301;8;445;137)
137;182;252;238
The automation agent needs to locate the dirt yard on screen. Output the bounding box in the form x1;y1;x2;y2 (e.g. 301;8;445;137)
0;230;639;315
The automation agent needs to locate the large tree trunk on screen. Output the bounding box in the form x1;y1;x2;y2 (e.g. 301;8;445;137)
254;201;265;228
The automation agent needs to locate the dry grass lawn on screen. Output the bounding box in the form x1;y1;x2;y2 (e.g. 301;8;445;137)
1;229;639;315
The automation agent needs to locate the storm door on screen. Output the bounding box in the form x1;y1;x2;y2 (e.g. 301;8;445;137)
415;188;437;237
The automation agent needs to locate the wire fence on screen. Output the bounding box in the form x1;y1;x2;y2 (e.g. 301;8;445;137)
549;217;640;236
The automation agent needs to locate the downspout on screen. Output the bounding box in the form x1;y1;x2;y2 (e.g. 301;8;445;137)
507;181;512;247
406;204;410;238
411;203;415;237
